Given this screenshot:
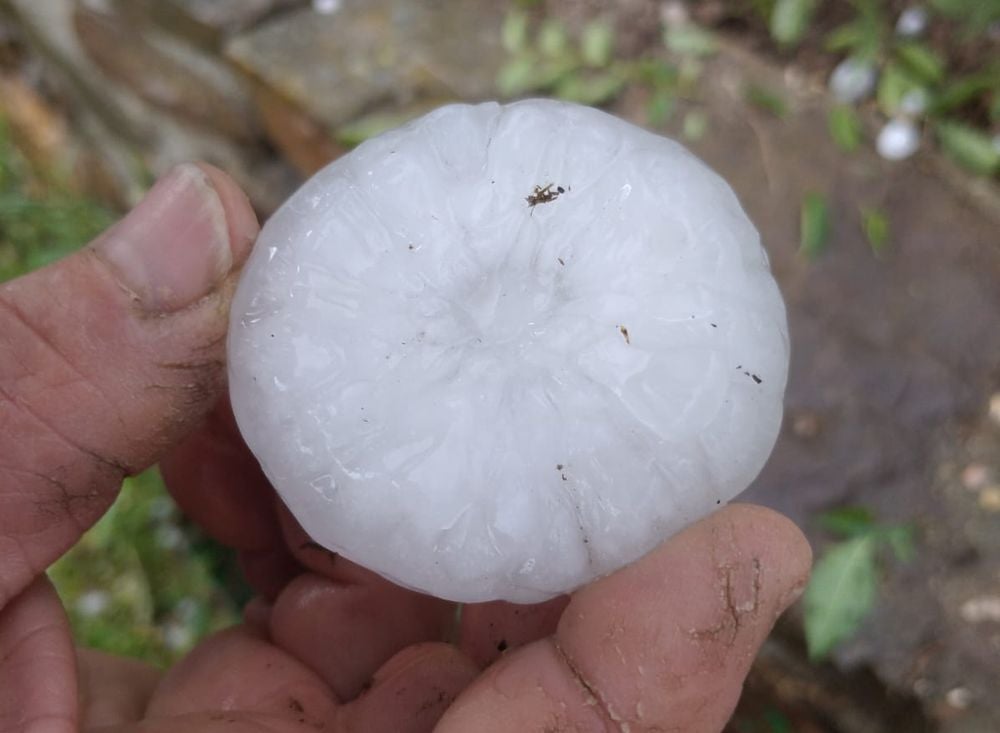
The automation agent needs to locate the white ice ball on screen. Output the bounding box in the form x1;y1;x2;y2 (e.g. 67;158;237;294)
228;100;789;603
829;57;877;104
895;6;928;38
877;117;921;160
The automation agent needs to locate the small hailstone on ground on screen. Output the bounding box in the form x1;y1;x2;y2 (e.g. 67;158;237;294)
829;57;878;104
75;589;111;617
163;622;194;651
877;117;921;160
154;524;187;551
312;0;341;15
895;6;928;38
229;99;789;603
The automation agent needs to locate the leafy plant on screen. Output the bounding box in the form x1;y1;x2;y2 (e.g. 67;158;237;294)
828;105;863;151
770;0;818;48
861;206;890;256
825;0;886;61
664;24;718;57
799;192;830;260
803;506;915;660
745;84;789;117
682;109;709;140
0;117;114;282
729;705;795;733
497;11;627;106
935;121;1000;175
496;9;720;127
49;470;242;666
929;0;1000;33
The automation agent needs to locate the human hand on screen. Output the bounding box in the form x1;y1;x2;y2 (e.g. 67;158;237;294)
0;164;812;732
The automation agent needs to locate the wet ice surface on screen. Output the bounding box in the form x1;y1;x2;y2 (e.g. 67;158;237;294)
229;99;789;602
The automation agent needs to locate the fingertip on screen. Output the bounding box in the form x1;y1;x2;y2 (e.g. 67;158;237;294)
549;504;812;731
343;643;478;733
195;163;259;267
146;626;339;721
458;596;569;668
268;572;453;701
714;503;813;614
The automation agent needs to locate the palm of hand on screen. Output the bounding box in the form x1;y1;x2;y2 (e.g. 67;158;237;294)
0;164;810;733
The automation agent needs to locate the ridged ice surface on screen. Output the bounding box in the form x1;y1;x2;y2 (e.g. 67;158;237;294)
229;100;789;603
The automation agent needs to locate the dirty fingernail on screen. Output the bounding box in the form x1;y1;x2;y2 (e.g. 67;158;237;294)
98;163;243;312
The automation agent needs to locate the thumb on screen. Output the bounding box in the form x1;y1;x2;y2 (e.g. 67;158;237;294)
0;163;258;610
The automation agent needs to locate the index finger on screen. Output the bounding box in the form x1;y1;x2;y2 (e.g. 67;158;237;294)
436;504;812;732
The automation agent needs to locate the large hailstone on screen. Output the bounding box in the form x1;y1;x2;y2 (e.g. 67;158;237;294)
229;99;789;603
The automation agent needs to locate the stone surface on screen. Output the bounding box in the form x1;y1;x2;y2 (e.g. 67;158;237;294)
166;0;302;35
628;42;1000;733
225;0;506;129
135;0;305;50
5;0;300;213
74;3;258;141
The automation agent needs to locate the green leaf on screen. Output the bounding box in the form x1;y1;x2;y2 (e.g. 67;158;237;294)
804;535;878;660
894;41;945;86
929;0;1000;29
825;21;865;53
664;24;719;57
936;121;1000;175
861;207;890;256
877;62;924;116
800;192;830;259
646;89;676;126
677;57;705;92
580;19;615;67
554;72;625;105
928;70;1000;115
496;55;545;96
828;105;863;152
501;10;529;54
682;109;708;141
770;0;817;48
818;506;876;538
825;16;880;59
335;109;419;147
763;709;794;733
633;58;679;87
745;84;788;117
537;19;570;58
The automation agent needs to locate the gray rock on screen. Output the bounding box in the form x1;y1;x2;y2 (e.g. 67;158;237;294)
146;0;306;48
225;0;505;129
74;4;259;141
